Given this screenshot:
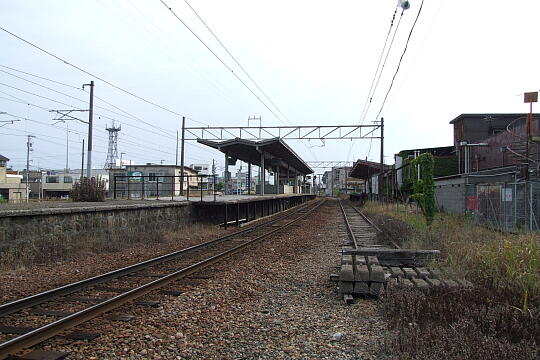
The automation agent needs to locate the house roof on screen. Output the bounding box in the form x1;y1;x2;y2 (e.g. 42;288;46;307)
0;154;9;161
449;113;540;124
197;138;313;175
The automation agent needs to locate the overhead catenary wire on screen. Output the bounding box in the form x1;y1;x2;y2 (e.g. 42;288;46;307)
374;0;426;121
183;0;290;123
358;4;400;125
157;0;287;127
0;25;208;125
178;0;319;161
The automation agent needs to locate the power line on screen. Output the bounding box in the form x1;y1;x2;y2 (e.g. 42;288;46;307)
158;0;287;126
1;64;194;134
0;25;199;122
358;4;400;124
360;9;405;126
183;0;290;123
180;0;319;161
374;0;425;121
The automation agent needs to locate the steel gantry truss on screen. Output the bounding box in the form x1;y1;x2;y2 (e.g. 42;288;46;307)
182;124;381;141
306;161;354;169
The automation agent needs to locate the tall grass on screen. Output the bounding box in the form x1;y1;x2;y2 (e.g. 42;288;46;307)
363;201;540;310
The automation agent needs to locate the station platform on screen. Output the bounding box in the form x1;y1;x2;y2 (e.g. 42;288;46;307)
190;193;316;227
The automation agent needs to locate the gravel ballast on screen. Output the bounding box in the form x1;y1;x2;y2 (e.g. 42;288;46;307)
8;200;385;359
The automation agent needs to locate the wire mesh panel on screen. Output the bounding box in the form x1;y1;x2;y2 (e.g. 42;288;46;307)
477;184;503;229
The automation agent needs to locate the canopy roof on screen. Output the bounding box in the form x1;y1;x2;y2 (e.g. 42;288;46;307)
197;138;313;175
349;159;390;179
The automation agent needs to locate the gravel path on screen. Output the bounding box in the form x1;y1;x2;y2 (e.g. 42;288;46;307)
11;200;386;359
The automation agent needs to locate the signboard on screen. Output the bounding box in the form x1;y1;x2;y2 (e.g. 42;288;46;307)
524;91;538;103
503;188;512;202
128;171;143;183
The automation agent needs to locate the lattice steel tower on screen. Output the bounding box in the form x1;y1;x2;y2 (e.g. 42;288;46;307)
104;122;121;169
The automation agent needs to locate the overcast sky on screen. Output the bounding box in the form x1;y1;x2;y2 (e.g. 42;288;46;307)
1;0;539;175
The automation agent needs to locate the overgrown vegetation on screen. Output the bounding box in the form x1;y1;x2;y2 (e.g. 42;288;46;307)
362;201;539;358
70;177;106;202
0;222;222;272
380;286;539;360
410;153;435;226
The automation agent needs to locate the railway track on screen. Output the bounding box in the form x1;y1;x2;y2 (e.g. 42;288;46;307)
337;200;453;302
0;198;325;359
338;200;382;249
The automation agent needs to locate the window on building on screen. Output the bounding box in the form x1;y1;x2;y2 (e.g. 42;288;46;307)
194;166;202;171
46;176;59;183
63;176;73;183
148;172;158;182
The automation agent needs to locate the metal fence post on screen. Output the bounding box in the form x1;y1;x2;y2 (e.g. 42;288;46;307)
142;176;145;200
213;175;216;202
187;175;190;201
156;176;159;199
171;176;174;201
113;176;117;199
224;204;228;229
200;176;203;202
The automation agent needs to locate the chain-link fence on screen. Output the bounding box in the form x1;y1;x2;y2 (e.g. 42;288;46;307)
465;179;540;231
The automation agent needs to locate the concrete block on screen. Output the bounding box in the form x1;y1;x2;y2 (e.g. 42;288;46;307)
339;281;354;294
414;267;430;279
370;282;383;296
355;255;367;265
354;264;370;282
429;268;442;279
341;255;353;265
399;278;414;287
369;264;386;283
425;278;442;287
411;278;430;288
366;256;380;266
403;268;417;279
340;264;354;282
353;281;370;294
442;279;459;287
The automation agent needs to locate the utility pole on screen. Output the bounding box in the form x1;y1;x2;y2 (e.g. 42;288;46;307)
180;116;186;195
83;81;94;178
65;122;69;171
80;139;85;180
26;135;35;202
380;117;384;202
176;130;179;166
212;159;216;194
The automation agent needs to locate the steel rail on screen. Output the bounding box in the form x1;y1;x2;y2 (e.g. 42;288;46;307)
347;202;401;249
338;200;358;249
0;199;324;359
0;200;314;318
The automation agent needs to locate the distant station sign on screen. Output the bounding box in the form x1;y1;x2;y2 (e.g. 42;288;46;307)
128;171;143;182
524;91;538;103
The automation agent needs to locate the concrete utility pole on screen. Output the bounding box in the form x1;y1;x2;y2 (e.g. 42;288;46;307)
180;116;186;195
65;122;69;171
26;135;35;202
380;117;384;202
176;130;179;166
83;81;94;178
80;139;85;180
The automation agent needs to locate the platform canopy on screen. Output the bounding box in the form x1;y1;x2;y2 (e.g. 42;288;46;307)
349;159;390;179
197;138;313;175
